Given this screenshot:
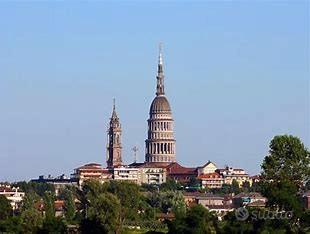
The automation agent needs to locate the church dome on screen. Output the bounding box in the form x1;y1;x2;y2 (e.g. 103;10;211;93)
149;95;171;114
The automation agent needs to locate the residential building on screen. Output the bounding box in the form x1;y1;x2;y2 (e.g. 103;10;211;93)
71;163;112;186
32;174;78;196
232;192;267;208
129;162;167;184
113;166;141;184
166;162;197;183
0;184;25;210
196;193;233;218
198;172;224;188
197;161;217;176
216;166;251;186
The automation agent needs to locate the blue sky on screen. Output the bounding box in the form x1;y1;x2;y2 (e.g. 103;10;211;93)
0;1;309;181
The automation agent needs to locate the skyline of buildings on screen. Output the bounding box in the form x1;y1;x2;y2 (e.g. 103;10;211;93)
29;47;256;190
1;2;308;182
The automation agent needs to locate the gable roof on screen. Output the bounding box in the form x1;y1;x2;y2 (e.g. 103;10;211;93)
197;161;217;169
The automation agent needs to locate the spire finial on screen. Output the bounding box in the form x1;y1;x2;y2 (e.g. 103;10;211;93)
159;43;163;65
111;98;118;119
156;43;165;96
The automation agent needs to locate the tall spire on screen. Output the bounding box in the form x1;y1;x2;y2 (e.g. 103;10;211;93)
111;98;118;120
107;98;122;168
156;43;165;96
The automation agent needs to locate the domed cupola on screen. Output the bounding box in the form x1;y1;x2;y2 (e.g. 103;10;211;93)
145;44;176;164
150;96;171;114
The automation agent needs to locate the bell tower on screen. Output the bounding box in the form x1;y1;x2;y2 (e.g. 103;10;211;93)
106;99;122;168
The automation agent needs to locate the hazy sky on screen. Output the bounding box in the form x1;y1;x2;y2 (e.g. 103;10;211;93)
0;1;309;181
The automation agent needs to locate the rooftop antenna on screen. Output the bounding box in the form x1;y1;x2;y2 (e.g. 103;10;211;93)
132;146;139;163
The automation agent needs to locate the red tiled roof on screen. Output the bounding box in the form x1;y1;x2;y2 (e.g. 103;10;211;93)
0;187;13;192
156;212;175;219
166;162;197;175
75;163;103;170
54;200;65;211
198;172;222;179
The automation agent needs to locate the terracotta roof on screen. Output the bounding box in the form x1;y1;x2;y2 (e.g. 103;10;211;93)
34;200;66;211
166;162;197;175
0;187;13;192
54;200;65;211
198;172;222;179
156;212;175;219
75;163;103;170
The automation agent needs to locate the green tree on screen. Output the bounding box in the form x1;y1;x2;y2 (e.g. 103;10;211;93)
0;216;21;233
43;191;55;222
63;189;76;223
0;195;12;220
81;192;121;234
149;190;186;214
106;181;142;229
160;178;182;191
261;135;310;185
40;217;67;234
20;208;43;233
14;181;55;197
168;204;218;234
21;191;40;211
221;209;254;234
261;135;310;229
231;179;241;194
241;181;251;193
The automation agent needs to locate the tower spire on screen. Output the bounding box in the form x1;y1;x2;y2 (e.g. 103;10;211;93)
107;98;122;168
111;98;118;119
156;43;165;96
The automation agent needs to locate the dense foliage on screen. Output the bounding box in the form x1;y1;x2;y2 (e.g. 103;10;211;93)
0;135;309;233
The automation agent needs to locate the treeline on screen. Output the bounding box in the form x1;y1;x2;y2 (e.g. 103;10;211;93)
0;135;309;234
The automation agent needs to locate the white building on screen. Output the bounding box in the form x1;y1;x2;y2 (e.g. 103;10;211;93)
216;166;251;186
0;185;25;210
113;166;141;184
197;161;217;176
